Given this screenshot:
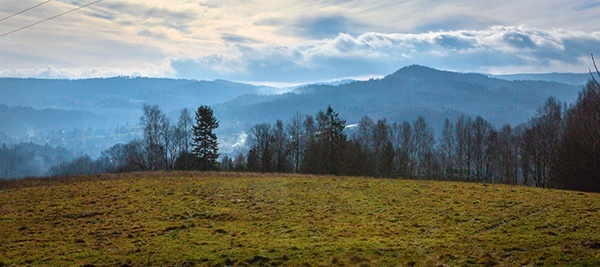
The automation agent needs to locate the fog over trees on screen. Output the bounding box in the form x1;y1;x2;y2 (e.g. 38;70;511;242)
1;65;598;192
234;82;599;192
36;78;600;192
45;105;220;176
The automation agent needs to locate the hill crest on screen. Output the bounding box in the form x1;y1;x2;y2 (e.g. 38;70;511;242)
1;172;598;266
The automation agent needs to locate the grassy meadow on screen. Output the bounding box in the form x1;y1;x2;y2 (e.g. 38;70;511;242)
0;172;599;266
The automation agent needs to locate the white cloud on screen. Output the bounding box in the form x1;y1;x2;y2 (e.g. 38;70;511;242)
169;26;600;82
1;1;600;81
0;60;176;79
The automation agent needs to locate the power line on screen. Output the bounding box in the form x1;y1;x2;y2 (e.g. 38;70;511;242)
0;0;53;23
0;0;103;38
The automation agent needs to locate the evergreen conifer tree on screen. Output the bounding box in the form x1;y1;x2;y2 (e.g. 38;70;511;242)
192;105;220;171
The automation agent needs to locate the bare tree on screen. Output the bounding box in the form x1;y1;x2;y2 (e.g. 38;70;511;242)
273;120;290;172
141;104;168;171
161;118;177;170
124;139;147;171
301;115;318;173
524;97;563;187
355;116;375;153
455;115;473;180
352;116;375;175
413;116;435;179
511;125;525;185
101;143;127;172
587;53;600;102
175;108;193;154
498;124;516;184
472;116;492;182
249;123;274;172
286;112;305;173
439;118;455;180
551;77;600;192
484;129;500;183
397;121;415;178
174;108;194;170
373;118;393;177
304;115;316;140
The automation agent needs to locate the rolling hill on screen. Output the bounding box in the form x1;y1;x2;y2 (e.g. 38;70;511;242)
0;65;585;159
0;172;598;266
492;72;590;86
215;65;582;133
0;77;269;121
0;77;273;157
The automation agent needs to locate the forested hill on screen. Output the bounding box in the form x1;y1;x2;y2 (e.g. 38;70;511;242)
0;77;275;142
216;65;581;132
492;72;590;86
0;105;103;137
0;66;585;170
0;77;267;113
0;66;582;137
0;77;272;155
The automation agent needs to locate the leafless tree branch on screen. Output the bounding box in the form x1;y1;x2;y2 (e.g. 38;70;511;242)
588;54;600;102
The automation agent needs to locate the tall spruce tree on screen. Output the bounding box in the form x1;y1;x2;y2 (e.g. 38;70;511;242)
300;106;346;175
192;105;220;171
319;105;347;175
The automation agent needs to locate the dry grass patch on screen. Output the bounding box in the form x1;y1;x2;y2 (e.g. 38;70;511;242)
1;172;599;266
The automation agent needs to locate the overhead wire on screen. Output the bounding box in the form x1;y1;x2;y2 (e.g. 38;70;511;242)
0;0;103;38
0;0;53;23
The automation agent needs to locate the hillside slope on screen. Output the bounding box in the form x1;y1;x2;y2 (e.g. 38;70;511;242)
1;173;598;266
216;65;581;132
0;66;583;157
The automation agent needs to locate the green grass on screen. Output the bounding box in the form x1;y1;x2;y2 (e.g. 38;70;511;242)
1;172;599;266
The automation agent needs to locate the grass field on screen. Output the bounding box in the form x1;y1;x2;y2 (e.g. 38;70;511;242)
0;172;599;266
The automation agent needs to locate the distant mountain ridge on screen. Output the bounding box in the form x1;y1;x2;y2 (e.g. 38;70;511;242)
216;65;582;134
0;77;270;156
0;65;585;157
0;105;103;137
0;77;266;112
492;72;590;86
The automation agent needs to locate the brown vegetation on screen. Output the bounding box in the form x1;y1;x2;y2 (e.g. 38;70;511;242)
1;172;599;266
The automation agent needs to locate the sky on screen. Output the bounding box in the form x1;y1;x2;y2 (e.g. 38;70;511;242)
1;0;600;84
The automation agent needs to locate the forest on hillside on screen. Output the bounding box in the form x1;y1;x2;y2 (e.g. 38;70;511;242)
36;78;600;193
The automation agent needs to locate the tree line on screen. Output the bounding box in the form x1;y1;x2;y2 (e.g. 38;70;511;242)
46;81;599;193
225;81;599;193
49;104;220;176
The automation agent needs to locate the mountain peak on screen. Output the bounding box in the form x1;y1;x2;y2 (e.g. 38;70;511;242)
402;64;439;72
386;65;456;79
385;65;489;83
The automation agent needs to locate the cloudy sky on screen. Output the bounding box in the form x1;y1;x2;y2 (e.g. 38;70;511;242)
1;0;600;84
